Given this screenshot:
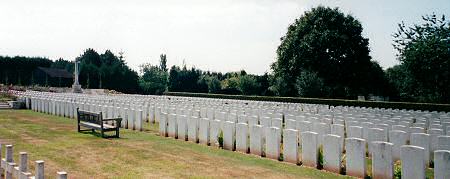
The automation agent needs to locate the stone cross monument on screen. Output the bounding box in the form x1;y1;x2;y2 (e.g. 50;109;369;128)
72;59;83;93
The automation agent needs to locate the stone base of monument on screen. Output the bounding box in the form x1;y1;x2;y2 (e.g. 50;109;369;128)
72;84;83;93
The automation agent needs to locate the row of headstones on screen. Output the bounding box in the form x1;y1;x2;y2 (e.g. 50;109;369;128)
14;90;450;122
17;90;300;109
160;109;450;158
157;112;450;178
0;144;67;179
26;95;301;134
330;113;450;133
26;94;450;148
271;115;450;156
22;92;448;137
16;90;422;124
27;97;149;131
17;91;446;136
18;90;336;118
333;105;449;118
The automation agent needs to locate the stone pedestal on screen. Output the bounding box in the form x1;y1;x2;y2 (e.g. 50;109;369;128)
72;84;83;93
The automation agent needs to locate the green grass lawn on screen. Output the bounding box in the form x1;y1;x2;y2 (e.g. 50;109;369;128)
0;110;352;179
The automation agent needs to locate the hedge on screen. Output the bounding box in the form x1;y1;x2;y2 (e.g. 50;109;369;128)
163;92;450;112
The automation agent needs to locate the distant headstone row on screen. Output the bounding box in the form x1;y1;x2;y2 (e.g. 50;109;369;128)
0;144;67;179
11;90;450;178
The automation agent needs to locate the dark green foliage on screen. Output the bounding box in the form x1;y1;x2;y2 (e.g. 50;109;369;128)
255;73;273;96
271;6;388;98
391;14;450;103
317;146;324;169
51;58;74;73
76;49;140;93
168;65;208;93
198;75;222;93
139;63;168;95
386;65;413;101
0;56;52;85
218;131;224;148
394;163;402;179
238;75;260;95
159;54;168;72
295;70;326;98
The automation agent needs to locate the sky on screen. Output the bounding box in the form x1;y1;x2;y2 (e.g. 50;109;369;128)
0;0;449;74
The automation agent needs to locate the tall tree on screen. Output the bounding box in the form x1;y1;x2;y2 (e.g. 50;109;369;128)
76;49;139;93
238;75;260;95
271;6;385;98
392;14;450;103
160;54;168;72
139;63;168;94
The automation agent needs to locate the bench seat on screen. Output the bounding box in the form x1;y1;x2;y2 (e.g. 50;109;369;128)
79;122;116;130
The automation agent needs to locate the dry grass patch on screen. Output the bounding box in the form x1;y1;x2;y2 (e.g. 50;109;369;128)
0;110;352;179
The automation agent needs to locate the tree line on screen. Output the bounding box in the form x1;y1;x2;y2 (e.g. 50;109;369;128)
0;6;448;103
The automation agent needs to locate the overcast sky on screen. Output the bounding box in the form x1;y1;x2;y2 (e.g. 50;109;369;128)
0;0;449;74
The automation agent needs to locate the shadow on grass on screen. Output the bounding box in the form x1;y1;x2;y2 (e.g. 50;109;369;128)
78;130;123;139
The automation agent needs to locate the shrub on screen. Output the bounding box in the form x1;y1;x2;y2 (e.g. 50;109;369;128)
317;146;324;169
218;131;224;148
394;163;402;179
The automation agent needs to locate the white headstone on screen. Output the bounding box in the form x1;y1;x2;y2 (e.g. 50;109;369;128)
434;150;450;179
368;128;388;155
323;134;342;173
188;116;199;143
429;129;444;153
410;133;431;166
345;138;366;178
198;118;210;145
371;141;393;179
331;124;345;152
209;120;221;146
389;130;408;161
283;129;299;164
236;123;249;153
135;110;143;131
437;135;450;150
265;127;281;160
167;114;178;138
223;121;236;150
312;122;330;147
301;131;318;168
410;127;425;134
400;145;425;179
250;125;263;156
159;113;168;137
177;115;188;140
348;126;363;139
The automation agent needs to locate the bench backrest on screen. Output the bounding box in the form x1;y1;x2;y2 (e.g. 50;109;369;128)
77;108;103;125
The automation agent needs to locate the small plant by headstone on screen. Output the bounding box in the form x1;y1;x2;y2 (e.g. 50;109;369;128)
317;145;324;169
394;163;402;179
218;131;224;148
340;153;346;175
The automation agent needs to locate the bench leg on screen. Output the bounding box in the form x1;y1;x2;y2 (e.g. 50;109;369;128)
101;130;105;138
116;128;120;138
77;124;81;132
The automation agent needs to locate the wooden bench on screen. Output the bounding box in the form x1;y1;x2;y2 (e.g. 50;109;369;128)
77;108;122;138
